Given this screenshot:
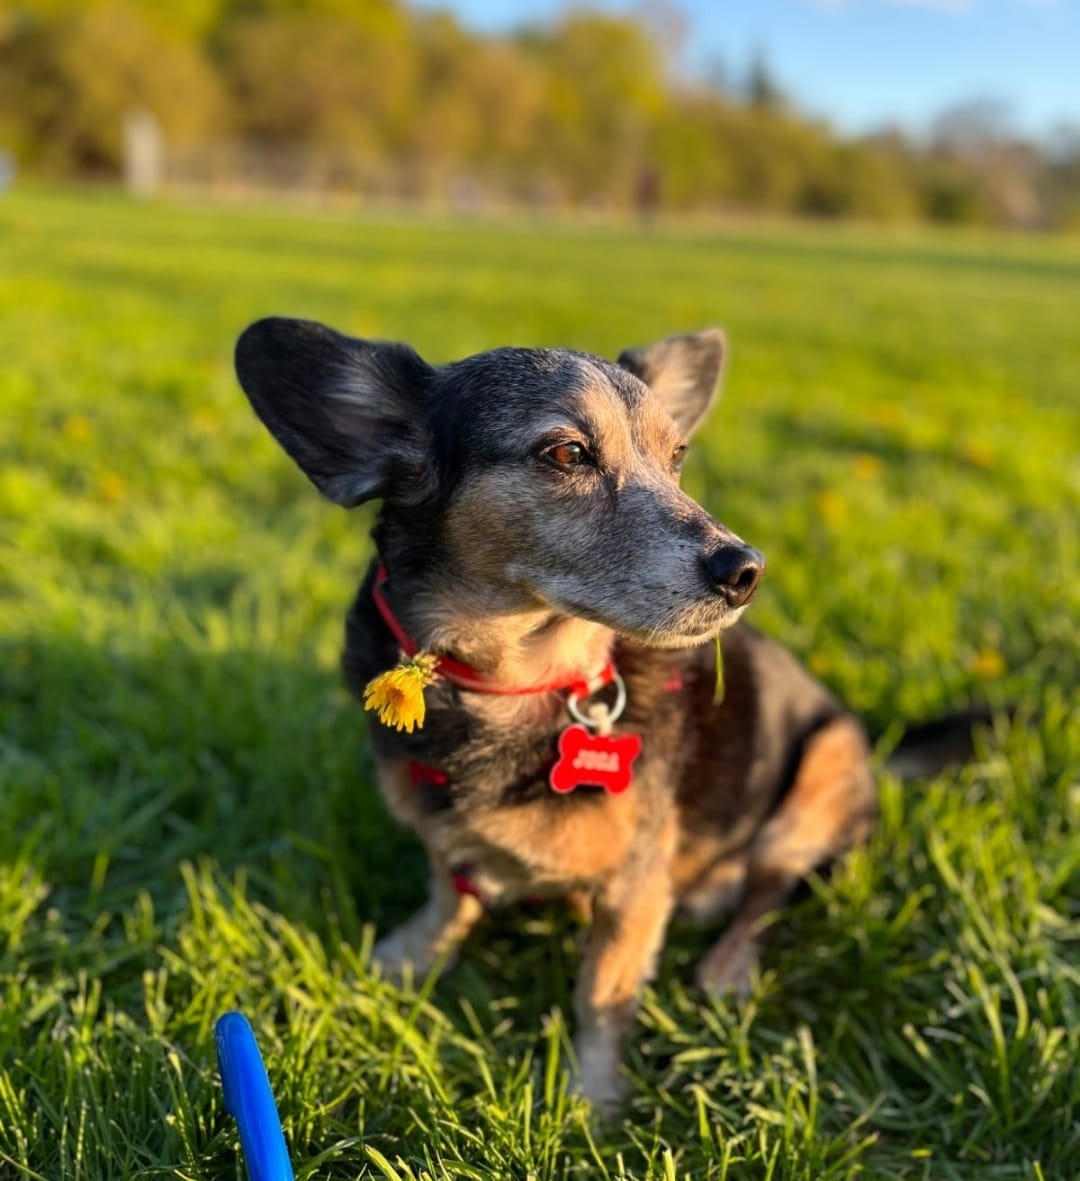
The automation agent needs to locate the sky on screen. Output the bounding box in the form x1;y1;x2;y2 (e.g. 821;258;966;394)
415;0;1079;138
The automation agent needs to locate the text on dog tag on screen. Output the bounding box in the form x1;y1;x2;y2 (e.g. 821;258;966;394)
549;724;642;794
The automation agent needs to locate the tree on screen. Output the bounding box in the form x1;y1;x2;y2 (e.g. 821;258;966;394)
0;2;221;174
520;12;668;202
218;7;417;154
0;0;1070;227
400;12;544;197
744;49;785;112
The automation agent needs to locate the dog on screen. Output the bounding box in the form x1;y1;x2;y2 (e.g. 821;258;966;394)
234;317;878;1106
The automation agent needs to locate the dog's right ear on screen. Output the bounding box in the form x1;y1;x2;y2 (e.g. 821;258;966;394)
617;328;726;438
235;317;433;507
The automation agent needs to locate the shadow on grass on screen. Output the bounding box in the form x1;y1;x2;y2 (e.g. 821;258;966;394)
4;613;986;1053
0;629;428;931
12;626;1072;1176
0;621;842;1052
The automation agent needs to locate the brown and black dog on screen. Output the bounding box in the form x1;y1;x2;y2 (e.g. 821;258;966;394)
235;318;877;1106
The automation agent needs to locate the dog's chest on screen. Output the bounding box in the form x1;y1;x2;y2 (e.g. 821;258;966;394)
373;739;659;902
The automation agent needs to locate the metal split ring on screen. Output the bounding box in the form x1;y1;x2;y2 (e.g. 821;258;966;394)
567;670;627;730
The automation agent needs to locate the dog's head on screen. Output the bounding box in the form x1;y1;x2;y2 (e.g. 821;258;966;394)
235;318;763;648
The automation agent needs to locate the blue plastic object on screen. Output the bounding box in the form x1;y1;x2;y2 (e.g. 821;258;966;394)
215;1012;295;1181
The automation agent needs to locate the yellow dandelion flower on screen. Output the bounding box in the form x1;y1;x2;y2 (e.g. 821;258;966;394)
963;440;995;470
970;649;1005;680
816;488;846;524
192;406;222;433
63;413;94;442
363;653;439;733
97;472;127;502
852;452;883;481
870;403;904;430
809;651;831;678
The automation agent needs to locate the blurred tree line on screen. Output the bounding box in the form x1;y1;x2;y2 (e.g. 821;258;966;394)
0;0;1076;228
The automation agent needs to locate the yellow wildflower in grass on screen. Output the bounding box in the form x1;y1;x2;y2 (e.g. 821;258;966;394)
192;406;222;433
363;653;439;733
97;472;127;502
963;439;995;470
816;488;847;524
809;651;831;678
62;413;94;442
870;403;904;430
852;452;883;481
970;649;1005;680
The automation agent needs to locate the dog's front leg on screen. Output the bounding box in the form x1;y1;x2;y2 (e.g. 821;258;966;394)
572;846;675;1109
373;854;483;981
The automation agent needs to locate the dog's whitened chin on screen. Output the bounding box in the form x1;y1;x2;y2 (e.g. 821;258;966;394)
527;592;746;651
613;606;748;650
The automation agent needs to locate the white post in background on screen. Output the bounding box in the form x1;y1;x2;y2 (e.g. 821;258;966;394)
123;108;163;198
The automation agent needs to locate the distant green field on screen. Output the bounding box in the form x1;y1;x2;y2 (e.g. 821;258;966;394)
1;188;1078;1180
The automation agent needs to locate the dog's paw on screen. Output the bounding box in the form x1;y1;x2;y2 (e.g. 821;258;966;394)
694;937;759;1000
372;926;450;982
677;859;746;925
571;1033;626;1115
571;1062;625;1116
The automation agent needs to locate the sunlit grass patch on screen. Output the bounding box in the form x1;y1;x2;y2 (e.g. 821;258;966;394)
1;187;1077;1179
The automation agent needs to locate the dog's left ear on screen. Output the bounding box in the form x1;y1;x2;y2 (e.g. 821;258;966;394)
235;316;434;508
617;328;726;437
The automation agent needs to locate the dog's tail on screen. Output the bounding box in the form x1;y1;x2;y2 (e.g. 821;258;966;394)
884;706;1009;779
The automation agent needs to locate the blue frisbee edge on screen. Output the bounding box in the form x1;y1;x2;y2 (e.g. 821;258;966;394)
215;1011;295;1181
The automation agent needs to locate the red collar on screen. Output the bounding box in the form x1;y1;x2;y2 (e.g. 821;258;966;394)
371;562;616;698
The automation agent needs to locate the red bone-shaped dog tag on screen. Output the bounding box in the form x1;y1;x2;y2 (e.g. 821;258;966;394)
549;724;642;795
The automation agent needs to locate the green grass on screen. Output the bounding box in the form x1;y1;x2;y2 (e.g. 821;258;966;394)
1;187;1078;1180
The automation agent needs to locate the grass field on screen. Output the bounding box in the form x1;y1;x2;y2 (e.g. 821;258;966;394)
1;187;1078;1180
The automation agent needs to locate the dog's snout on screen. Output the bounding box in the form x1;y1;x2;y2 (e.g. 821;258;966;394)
703;544;765;608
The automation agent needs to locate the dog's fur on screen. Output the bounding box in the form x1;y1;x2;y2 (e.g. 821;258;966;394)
235;318;877;1106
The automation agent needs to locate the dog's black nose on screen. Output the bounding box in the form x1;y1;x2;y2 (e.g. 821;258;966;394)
703;544;765;608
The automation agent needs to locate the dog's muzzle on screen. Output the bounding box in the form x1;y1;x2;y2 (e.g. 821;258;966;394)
702;543;766;609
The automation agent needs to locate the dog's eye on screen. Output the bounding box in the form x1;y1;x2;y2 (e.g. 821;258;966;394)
672;444;688;470
546;441;589;467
